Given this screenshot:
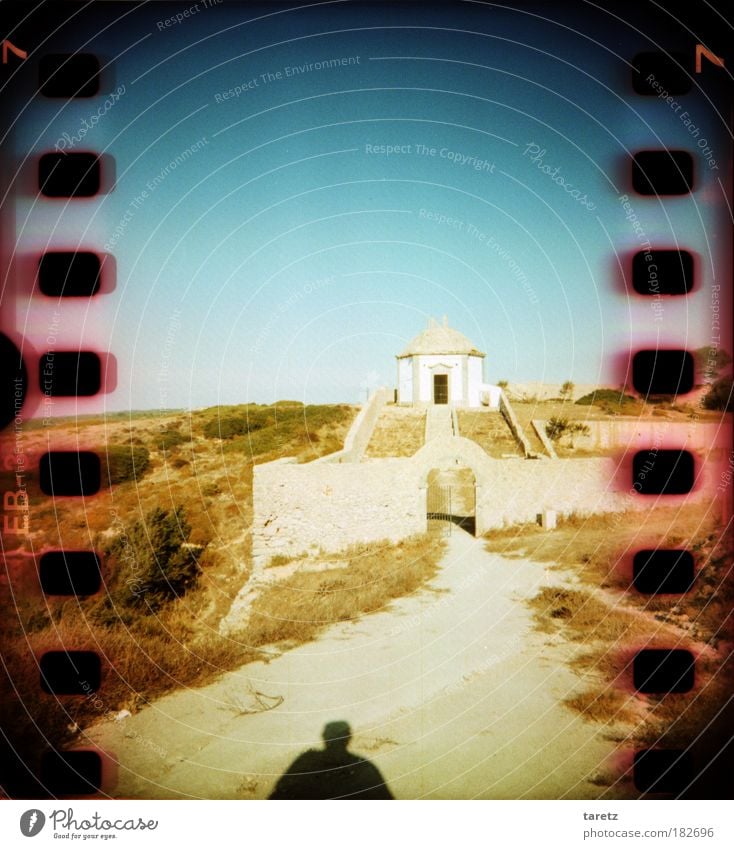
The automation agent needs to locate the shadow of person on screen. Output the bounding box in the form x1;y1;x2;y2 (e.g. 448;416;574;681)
269;721;393;800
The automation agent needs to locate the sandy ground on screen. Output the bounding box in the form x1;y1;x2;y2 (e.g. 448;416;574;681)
88;528;625;799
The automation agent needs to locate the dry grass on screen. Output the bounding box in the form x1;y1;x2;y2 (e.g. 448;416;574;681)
508;502;734;766
485;503;732;645
0;589;255;792
1;531;445;793
530;586;642;643
456;410;522;458
0;402;363;794
364;405;425;458
266;552;303;568
564;689;639;726
246;534;445;648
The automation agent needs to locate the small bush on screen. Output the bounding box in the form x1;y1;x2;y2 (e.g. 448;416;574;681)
203;415;249;439
157;428;188;451
559;380;575;401
545;416;590;443
702;377;733;412
104;444;150;485
104;506;202;612
575;389;636;407
546;417;567;441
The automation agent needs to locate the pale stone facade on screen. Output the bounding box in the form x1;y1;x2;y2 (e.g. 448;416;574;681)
397;318;500;409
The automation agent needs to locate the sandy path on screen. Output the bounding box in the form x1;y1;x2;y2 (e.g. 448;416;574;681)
88;529;621;799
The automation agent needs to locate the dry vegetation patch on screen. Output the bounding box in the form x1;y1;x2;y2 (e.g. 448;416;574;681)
365;405;426;457
1;529;445;793
457;410;521;458
485;505;733;761
0;402;366;793
247;534;446;648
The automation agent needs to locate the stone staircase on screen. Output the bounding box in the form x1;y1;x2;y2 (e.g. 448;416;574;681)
425;406;455;442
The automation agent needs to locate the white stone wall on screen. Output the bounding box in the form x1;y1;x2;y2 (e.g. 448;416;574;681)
479;383;501;409
560;419;730;453
252;435;714;567
252;457;422;568
467;356;484;406
397;358;413;405
476;458;629;529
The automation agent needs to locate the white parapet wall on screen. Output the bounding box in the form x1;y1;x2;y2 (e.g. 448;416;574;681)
531;419;558;458
252;456;423;569
315;386;393;463
555;419;731;453
498;390;532;457
251;432;715;569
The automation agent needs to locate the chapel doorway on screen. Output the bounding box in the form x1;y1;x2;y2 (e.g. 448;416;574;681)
433;374;448;405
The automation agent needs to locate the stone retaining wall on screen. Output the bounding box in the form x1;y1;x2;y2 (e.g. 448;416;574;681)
252;434;712;569
566;419;730;452
252;456;421;569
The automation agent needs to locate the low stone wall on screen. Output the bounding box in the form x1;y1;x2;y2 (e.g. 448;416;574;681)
499;391;532;457
541;419;730;453
252;435;714;568
252;456;421;570
477;458;626;528
531;419;558;458
317;387;392;463
343;387;393;458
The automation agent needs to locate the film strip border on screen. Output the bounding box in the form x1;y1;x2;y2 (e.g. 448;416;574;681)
0;21;731;799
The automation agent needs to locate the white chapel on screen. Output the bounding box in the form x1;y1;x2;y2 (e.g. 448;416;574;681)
396;317;501;409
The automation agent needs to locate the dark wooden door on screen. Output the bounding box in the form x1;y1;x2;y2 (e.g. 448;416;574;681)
433;374;448;404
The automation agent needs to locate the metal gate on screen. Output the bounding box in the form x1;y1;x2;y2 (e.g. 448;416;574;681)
427;484;452;535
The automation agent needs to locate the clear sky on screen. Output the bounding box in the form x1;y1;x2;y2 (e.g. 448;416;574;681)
12;1;731;410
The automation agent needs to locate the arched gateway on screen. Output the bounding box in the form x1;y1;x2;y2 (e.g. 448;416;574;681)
415;436;491;536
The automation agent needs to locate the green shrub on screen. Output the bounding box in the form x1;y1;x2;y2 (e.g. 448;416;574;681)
545;416;590;443
203;415;245;439
104;506;202;612
157;428;188;451
575;389;636;406
203;410;273;439
104;444;150;484
546;417;568;441
702;377;733;412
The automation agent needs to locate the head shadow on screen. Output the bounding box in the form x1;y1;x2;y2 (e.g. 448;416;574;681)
269;721;393;800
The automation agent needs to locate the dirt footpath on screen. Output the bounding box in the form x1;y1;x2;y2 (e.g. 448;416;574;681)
88;528;624;799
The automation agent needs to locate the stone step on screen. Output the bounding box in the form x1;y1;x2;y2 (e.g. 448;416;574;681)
425;406;454;442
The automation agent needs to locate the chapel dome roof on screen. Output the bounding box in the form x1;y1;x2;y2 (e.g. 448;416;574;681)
398;317;485;358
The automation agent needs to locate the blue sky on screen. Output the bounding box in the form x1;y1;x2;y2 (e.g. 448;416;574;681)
11;1;730;409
